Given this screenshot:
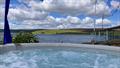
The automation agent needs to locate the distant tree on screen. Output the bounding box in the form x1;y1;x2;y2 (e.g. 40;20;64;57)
12;32;39;43
0;40;3;44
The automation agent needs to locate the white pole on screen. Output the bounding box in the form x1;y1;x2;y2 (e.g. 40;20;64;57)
91;0;97;44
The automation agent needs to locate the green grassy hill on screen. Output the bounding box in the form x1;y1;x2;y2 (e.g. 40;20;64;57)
0;28;120;35
32;29;89;35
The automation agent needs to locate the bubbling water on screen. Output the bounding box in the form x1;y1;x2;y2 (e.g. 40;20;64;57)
0;48;120;68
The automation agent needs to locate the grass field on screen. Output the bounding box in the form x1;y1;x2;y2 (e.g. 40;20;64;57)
32;29;90;35
32;29;120;36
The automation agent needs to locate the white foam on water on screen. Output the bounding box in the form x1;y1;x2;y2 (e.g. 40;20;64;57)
60;51;81;59
0;48;120;68
0;51;38;68
0;65;7;68
108;64;118;68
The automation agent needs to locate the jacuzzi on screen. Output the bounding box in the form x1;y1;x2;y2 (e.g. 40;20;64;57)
0;43;120;68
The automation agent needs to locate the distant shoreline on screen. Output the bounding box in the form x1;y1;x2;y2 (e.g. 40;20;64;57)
0;29;120;36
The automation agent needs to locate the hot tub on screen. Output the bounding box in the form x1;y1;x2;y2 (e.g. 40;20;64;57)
0;43;120;68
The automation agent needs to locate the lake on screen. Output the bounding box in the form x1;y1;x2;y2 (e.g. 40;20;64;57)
35;34;107;43
0;32;120;44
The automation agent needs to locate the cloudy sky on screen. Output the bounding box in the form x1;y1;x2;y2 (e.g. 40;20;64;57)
0;0;120;29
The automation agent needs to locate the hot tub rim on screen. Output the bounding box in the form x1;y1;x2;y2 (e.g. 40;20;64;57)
0;43;120;53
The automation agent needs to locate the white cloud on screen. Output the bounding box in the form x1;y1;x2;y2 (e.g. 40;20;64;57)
67;16;81;24
46;16;56;23
96;19;112;25
45;16;81;24
82;17;94;24
0;8;4;20
0;0;4;4
29;0;111;17
57;25;65;29
0;0;117;29
22;20;50;25
86;2;111;17
111;0;120;9
81;17;112;28
19;16;81;29
1;12;112;29
8;8;48;21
